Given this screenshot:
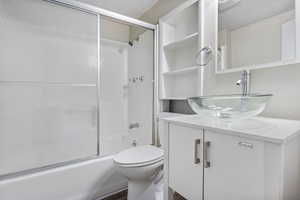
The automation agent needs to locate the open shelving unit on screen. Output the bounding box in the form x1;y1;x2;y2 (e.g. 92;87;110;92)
162;66;199;76
159;0;201;100
164;32;199;51
215;2;300;74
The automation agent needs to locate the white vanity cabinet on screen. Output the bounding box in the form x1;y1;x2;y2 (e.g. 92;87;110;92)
163;116;300;200
203;130;266;200
168;125;204;200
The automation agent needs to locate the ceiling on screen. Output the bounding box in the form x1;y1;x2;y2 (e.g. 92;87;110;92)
76;0;159;18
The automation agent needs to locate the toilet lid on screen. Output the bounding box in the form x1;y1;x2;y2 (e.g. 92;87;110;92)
113;145;164;165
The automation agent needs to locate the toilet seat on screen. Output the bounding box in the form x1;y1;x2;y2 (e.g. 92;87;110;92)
113;145;164;167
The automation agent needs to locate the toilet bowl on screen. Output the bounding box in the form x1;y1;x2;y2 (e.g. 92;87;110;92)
113;145;164;200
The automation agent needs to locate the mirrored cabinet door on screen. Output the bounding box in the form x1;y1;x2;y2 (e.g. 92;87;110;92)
216;0;299;73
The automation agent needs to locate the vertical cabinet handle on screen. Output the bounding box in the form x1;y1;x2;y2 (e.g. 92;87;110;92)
204;141;211;168
194;139;201;164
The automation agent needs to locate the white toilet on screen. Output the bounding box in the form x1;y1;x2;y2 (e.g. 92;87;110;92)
113;145;164;200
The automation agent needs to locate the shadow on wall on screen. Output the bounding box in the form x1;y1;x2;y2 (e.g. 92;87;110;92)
129;0;188;41
169;100;195;115
87;165;124;200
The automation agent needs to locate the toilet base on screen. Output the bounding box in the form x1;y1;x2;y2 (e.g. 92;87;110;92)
127;179;154;200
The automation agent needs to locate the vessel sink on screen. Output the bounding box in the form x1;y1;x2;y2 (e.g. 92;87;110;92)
187;94;273;121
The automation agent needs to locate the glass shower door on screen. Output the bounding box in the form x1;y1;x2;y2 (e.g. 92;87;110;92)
0;0;99;175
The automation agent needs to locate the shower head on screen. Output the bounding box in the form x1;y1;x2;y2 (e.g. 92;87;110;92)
219;0;241;12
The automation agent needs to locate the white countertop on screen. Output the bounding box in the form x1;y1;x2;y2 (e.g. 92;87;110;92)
161;115;300;144
158;112;189;119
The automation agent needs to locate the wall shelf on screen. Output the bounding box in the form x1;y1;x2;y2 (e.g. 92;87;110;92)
164;33;198;51
159;0;201;100
162;66;199;76
216;59;300;74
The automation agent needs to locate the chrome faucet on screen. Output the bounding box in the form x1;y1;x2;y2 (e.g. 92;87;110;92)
236;70;251;96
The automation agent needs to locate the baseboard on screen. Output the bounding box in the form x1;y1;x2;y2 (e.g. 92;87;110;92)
95;186;128;200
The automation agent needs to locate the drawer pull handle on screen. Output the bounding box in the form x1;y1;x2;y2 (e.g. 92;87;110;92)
204;141;211;168
238;141;254;149
194;139;201;164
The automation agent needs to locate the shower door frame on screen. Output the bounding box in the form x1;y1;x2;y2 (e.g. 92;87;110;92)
0;0;159;180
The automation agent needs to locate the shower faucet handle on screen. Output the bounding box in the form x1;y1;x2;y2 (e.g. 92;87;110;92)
129;123;140;129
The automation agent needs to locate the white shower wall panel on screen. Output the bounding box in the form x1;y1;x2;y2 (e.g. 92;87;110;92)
99;40;131;156
99;29;154;155
128;30;154;146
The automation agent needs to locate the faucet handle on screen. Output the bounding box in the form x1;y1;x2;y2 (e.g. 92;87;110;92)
241;70;250;76
129;123;140;129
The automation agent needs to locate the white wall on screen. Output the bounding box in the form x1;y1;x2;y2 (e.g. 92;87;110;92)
200;62;300;120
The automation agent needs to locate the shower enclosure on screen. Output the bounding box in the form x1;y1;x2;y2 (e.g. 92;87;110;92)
0;0;158;179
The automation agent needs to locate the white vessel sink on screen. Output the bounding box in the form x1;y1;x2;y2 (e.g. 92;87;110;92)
187;94;273;121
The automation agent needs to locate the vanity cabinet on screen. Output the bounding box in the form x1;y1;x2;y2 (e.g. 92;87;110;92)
203;130;266;200
169;125;203;200
163;116;300;200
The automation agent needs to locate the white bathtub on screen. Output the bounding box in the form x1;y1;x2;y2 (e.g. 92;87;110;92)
0;156;127;200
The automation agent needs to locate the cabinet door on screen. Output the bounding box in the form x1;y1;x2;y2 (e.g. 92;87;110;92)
203;130;265;200
169;124;203;200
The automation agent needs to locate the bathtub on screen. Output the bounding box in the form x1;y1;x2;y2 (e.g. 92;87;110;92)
0;156;127;200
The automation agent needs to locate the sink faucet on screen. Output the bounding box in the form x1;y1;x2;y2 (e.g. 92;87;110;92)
236;70;251;96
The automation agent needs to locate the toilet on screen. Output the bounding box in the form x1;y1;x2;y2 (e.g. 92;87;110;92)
113;145;164;200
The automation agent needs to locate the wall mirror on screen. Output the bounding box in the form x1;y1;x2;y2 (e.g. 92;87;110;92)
216;0;298;73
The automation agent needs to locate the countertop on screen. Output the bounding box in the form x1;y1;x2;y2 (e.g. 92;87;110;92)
161;115;300;144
